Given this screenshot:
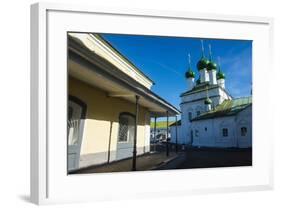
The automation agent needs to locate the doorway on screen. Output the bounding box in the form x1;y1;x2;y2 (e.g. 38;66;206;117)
67;96;87;172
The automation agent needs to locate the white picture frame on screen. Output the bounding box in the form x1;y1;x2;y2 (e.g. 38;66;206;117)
30;2;274;205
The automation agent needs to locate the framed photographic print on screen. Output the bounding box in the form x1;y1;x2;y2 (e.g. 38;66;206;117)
30;2;274;205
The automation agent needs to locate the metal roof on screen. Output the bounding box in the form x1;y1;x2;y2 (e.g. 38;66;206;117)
192;96;252;121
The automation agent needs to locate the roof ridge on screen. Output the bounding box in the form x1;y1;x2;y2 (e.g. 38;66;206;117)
191;96;252;121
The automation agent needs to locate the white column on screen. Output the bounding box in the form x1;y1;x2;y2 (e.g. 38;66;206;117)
208;70;217;85
200;69;209;83
206;104;211;112
186;77;195;91
217;79;225;88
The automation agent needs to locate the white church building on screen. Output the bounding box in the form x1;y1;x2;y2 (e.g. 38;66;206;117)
170;42;252;148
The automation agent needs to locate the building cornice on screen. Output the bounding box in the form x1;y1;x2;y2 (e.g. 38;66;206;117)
180;83;233;99
180;95;220;105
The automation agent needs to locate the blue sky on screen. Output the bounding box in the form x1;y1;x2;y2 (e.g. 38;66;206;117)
102;34;252;118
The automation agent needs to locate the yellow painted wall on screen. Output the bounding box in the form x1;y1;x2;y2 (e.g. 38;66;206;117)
68;77;150;167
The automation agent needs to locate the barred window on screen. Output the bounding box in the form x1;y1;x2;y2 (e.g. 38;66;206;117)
118;113;135;142
118;116;129;142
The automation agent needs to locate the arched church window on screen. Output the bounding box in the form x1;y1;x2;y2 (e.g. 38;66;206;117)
241;127;247;136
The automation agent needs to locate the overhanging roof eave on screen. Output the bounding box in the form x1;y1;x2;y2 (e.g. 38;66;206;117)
68;40;180;116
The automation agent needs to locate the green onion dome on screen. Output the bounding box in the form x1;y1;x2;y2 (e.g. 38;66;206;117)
217;70;225;80
185;68;195;79
197;58;209;71
207;61;217;71
204;97;212;105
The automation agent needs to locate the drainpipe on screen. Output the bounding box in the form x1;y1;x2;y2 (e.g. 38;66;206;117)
166;111;169;157
107;121;113;163
154;116;157;152
132;95;139;171
175;115;178;153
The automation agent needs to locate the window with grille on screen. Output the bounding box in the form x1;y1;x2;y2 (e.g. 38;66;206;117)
118;116;129;142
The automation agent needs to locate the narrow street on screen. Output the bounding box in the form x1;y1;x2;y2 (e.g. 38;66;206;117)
155;145;252;170
71;143;252;174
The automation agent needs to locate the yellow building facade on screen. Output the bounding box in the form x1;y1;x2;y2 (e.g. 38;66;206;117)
69;77;151;169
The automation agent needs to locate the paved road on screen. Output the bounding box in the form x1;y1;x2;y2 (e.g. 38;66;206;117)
71;144;252;174
156;147;252;170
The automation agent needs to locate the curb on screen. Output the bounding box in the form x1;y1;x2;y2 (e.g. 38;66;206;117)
149;153;185;170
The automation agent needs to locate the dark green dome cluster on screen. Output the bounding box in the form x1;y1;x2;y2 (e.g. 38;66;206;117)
204;97;212;105
184;41;226;84
217;70;225;80
197;58;209;71
185;69;195;78
207;61;217;71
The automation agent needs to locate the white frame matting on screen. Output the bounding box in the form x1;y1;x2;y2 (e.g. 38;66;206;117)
30;2;274;205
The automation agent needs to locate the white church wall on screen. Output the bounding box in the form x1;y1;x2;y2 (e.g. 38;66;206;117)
181;86;219;103
210;96;220;109
190;105;252;148
170;125;187;145
181;86;231;108
191;116;238;148
176;83;235;147
214;117;237;147
236;106;252;148
179;101;204;144
218;87;232;101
